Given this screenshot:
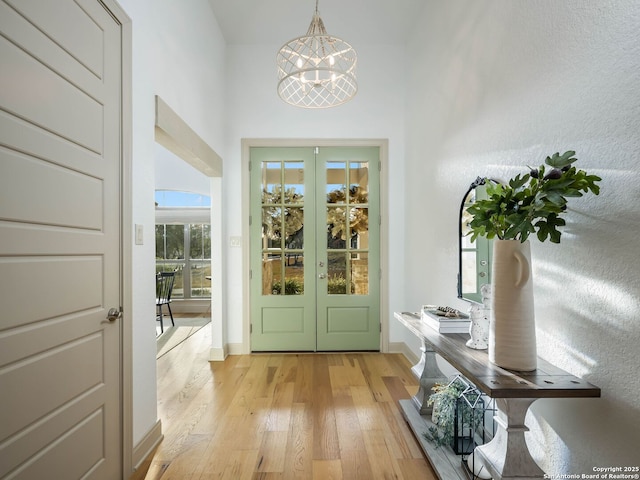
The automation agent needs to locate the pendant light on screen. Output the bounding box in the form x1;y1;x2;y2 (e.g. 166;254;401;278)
276;0;357;108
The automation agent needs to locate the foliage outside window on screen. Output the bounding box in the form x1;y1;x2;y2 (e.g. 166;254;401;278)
156;223;211;298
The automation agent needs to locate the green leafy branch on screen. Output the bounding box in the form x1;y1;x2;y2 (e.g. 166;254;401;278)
467;151;601;243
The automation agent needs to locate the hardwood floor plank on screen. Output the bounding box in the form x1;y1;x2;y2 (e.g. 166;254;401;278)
312;459;343;479
256;431;288;473
333;394;367;452
282;403;314;479
311;355;341;460
212;449;260;480
350;385;382;431
145;326;438;480
338;449;374;480
292;354;315;404
362;428;405;479
265;381;294;432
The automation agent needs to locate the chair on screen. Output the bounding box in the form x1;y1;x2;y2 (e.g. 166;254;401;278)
156;271;176;333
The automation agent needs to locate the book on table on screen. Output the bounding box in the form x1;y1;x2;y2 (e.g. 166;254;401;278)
421;306;470;333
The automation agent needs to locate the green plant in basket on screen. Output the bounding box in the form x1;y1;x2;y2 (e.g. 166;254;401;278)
467;151;601;244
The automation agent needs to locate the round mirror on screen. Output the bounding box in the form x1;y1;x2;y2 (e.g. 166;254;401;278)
457;177;497;303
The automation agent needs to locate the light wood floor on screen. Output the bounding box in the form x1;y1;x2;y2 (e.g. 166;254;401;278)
141;325;437;479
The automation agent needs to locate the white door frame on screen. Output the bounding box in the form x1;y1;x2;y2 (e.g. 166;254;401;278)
97;0;134;477
241;138;390;354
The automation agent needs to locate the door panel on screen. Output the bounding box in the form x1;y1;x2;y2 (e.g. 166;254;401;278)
316;147;380;351
250;148;316;351
0;0;122;478
250;146;380;351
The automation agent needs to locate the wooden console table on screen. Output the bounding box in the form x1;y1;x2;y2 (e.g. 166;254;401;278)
394;312;600;480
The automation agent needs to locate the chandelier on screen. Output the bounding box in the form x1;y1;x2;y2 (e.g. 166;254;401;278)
276;0;357;109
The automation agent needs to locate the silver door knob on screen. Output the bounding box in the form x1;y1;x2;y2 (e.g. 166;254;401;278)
107;307;121;322
318;273;327;279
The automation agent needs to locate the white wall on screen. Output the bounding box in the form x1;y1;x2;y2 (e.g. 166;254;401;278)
404;0;640;473
117;0;226;446
155;143;210;198
223;43;408;346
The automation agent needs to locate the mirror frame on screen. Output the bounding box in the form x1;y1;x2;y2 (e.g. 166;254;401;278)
457;176;498;302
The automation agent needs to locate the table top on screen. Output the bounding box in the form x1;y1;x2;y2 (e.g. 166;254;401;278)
394;311;601;399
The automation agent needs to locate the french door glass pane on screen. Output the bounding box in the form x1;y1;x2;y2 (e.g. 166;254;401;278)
262;253;282;295
326;161;347;204
261;161;305;296
263;206;283;246
349;161;369;204
327;252;348;294
351;252;369;295
326;206;347;249
262;162;282;203
324;160;370;295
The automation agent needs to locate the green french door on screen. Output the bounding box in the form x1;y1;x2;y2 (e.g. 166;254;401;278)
250;146;380;351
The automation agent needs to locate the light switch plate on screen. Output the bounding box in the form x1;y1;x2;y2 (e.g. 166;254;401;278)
230;236;241;247
135;224;144;245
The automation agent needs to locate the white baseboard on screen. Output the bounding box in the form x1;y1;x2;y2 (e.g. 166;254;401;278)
209;343;244;360
227;343;244;355
389;341;419;365
209;346;227;361
132;420;163;473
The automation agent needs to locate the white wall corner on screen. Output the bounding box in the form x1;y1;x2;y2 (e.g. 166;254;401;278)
131;420;163;475
389;341;419;366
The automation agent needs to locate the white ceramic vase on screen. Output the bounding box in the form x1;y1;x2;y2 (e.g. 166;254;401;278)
489;239;537;371
467;304;489;350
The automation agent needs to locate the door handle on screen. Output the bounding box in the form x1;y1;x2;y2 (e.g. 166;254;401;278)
107;307;121;322
318;273;327;279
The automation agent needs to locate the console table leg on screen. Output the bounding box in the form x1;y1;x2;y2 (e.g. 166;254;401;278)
411;339;447;415
474;398;545;480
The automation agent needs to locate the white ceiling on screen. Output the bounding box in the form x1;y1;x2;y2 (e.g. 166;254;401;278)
208;0;427;46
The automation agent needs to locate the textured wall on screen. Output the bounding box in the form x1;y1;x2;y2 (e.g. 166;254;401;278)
404;0;640;473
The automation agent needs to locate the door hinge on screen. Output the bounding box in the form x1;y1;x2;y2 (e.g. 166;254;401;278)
250;324;253;333
379;323;382;332
249;269;252;280
249;215;252;225
379;214;382;226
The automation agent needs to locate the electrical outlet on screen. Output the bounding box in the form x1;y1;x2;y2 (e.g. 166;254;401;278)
230;236;241;247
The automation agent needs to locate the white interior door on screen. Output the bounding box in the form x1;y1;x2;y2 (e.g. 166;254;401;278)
0;0;123;478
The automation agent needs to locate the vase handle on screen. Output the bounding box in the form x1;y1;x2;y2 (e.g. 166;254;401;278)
513;250;530;288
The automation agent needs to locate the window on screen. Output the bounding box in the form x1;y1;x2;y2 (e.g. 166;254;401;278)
156;223;211;298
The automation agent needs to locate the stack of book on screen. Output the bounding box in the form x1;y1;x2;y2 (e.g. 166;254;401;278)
421;305;470;333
